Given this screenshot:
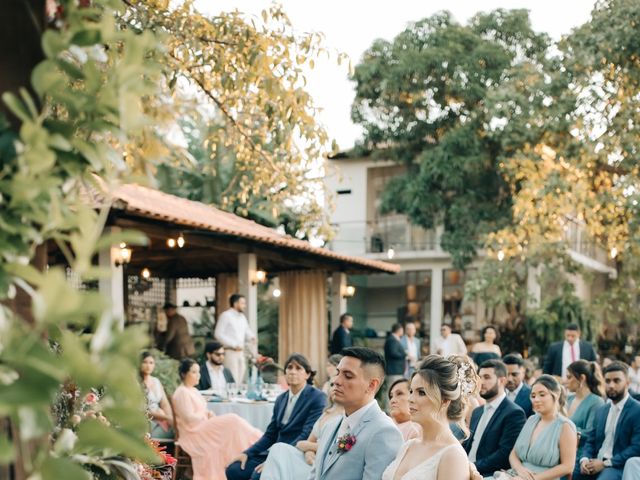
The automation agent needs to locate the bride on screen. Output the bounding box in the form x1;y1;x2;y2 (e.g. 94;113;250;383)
382;354;480;480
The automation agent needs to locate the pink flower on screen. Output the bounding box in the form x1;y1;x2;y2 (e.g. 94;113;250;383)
84;393;98;404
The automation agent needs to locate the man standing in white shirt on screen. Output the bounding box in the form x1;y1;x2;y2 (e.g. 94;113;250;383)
214;293;256;384
435;323;467;357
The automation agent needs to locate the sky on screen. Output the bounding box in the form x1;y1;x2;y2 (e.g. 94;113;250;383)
196;0;597;151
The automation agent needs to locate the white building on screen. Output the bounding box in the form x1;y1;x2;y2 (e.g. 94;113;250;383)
325;153;616;352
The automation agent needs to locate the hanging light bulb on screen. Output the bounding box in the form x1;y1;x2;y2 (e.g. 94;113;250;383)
387;247;395;259
177;234;185;248
167;238;176;248
497;250;505;262
610;247;618;259
272;288;282;298
141;268;151;279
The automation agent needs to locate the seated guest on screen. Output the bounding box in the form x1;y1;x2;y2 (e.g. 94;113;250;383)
321;354;341;397
172;359;262;480
503;353;534;417
574;361;640;480
463;359;527;477
492;375;577;479
226;353;326;480
382;355;481;479
623;457;640;479
197;341;235;391
140;351;174;439
388;378;422;441
259;389;343;480
471;326;502;366
308;347;403;480
566;360;605;458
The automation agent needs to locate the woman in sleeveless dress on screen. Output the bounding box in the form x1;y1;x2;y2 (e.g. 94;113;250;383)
492;375;577;479
172;358;262;480
139;351;174;439
471;325;502;367
565;360;604;459
382;355;482;480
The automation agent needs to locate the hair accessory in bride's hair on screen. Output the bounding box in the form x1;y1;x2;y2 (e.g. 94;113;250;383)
457;362;475;397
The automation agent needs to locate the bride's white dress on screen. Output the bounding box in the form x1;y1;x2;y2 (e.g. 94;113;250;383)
382;440;463;480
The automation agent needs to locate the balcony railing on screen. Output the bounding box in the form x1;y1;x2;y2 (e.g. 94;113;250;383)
367;215;439;253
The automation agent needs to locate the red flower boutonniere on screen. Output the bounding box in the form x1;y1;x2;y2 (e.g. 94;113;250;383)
336;433;356;453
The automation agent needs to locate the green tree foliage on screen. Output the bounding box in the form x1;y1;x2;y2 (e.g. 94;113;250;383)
122;0;340;240
0;0;334;477
351;9;559;267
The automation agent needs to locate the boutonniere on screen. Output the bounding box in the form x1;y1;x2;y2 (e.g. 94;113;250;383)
336;433;356;453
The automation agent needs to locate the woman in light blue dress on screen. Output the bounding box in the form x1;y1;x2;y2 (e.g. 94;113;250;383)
493;375;577;479
565;360;605;459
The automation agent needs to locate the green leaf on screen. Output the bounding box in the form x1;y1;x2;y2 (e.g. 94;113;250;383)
32;61;69;98
41;30;67;59
71;29;103;47
40;457;91;480
2;93;32;123
75;420;157;463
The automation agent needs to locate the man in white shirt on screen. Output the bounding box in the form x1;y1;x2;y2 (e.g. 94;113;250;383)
214;293;256;383
543;323;597;379
435;323;467;357
576;361;640;479
400;322;421;376
197;341;235;391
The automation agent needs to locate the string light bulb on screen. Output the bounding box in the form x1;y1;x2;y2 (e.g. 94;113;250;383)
177;234;185;248
167;238;176;248
610;247;618;259
141;268;151;279
497;250;505;262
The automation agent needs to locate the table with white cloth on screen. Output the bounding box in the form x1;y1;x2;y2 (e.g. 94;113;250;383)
206;399;274;432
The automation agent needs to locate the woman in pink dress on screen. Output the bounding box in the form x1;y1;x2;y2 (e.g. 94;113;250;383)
172;358;262;480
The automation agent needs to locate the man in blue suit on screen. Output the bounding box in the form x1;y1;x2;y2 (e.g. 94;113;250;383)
330;313;353;355
308;347;402;480
226;353;326;480
503;353;533;417
464;359;527;477
574;361;640;480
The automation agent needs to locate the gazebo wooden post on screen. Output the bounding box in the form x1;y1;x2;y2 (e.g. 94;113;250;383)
98;227;126;330
238;253;258;342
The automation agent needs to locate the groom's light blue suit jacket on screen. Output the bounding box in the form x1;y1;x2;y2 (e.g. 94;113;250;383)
307;402;402;480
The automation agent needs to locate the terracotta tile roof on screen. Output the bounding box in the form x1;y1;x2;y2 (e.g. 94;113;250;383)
106;183;400;274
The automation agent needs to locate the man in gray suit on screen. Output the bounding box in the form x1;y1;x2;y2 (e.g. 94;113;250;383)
308;347;402;480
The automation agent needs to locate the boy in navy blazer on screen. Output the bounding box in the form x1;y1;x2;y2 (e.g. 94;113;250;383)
463;359;526;477
226;354;326;480
574;361;640;480
503;354;533;417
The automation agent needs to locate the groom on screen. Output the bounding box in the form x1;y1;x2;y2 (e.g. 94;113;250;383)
308;347;402;480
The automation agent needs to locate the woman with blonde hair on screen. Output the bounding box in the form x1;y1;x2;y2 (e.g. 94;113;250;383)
382;354;481;480
493;374;577;479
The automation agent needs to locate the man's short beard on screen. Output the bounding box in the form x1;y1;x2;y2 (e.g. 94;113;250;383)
480;382;500;400
607;389;626;403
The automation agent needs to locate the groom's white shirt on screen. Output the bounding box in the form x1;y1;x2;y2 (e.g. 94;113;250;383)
308;399;402;480
334;399;376;438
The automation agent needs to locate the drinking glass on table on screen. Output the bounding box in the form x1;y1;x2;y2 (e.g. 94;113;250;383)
239;383;248;398
227;383;237;401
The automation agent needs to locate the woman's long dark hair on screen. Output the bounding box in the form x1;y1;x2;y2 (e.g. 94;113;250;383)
567;360;604;397
284;353;316;385
178;358;197;381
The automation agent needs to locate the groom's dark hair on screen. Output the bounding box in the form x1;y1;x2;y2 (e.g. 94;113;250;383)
341;346;386;381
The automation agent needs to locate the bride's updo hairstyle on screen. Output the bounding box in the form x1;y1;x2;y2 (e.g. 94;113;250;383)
412;354;479;431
